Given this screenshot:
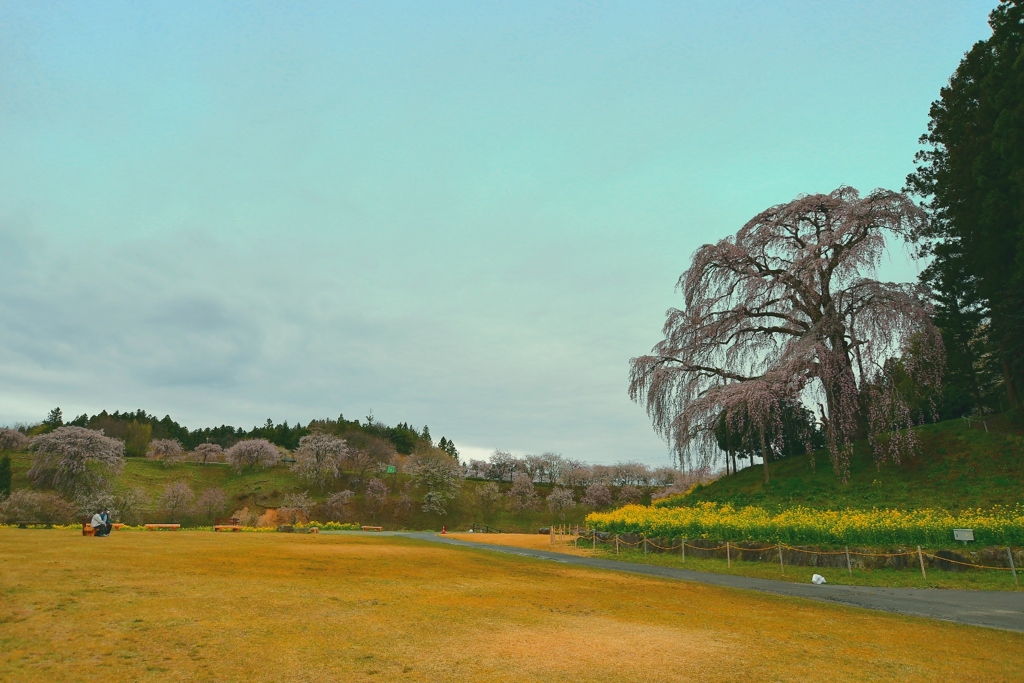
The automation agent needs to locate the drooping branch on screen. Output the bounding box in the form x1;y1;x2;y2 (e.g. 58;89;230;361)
630;187;942;479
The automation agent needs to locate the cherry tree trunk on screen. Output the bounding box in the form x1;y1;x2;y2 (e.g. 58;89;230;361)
758;428;770;484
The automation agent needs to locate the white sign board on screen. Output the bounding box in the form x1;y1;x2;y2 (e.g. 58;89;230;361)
953;528;974;542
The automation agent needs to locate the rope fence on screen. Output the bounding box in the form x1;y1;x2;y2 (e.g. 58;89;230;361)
550;525;1020;588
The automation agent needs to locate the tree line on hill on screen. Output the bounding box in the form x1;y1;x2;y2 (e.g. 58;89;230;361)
629;2;1024;482
0;408;698;528
18;407;454;461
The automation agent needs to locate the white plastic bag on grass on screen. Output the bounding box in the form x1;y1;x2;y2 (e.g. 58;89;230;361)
811;574;827;585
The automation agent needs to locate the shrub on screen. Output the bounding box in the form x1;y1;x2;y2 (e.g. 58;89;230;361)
27;426;125;497
192;443;223;464
147;439;184;467
0;490;76;524
158;482;194;520
0;428;29;451
225;439;280;472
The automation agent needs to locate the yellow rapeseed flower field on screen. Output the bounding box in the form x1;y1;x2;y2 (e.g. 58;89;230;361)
587;502;1024;546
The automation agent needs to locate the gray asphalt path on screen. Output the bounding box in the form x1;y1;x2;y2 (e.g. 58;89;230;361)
391;532;1024;632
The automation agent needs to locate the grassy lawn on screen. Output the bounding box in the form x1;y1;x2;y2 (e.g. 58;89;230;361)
1;529;1021;682
451;534;1021;592
686;413;1024;511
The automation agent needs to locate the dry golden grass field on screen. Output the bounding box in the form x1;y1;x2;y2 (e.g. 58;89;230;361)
1;530;1021;682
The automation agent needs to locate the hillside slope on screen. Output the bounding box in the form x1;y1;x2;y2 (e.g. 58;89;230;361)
4;452;595;531
681;413;1024;511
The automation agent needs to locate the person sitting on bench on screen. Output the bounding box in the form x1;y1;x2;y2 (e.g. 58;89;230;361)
90;509;111;537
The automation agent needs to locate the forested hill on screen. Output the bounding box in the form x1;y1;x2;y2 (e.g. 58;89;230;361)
676;412;1024;512
25;408;452;458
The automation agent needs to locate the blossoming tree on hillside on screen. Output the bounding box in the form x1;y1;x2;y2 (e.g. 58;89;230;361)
27;426;125;497
629;187;944;481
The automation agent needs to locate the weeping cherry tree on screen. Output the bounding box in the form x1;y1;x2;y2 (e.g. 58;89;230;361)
629;187;944;481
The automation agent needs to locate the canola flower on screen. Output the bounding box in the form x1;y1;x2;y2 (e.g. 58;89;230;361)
586;502;1024;547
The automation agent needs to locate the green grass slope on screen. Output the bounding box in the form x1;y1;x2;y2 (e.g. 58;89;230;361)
683;413;1024;511
3;452;595;531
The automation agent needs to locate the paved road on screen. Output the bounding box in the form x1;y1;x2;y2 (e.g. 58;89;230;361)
394;532;1024;632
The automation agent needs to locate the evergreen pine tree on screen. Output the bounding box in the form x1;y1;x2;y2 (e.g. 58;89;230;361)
0;455;11;497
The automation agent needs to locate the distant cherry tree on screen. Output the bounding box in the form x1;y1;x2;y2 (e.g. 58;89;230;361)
581;483;613;510
409;451;462;515
158;482;194;519
225;439;280;472
616;485;643;506
279;492;313;524
147;439;184;467
0;428;29;451
473;481;502;522
194;487;228;521
27;426;125;497
192;443;223;465
0;490;76;524
365;478;388;518
546;487;575;521
114;487;148;524
293;433;349;488
324;490;355;521
630;187;943;481
505;472;539;511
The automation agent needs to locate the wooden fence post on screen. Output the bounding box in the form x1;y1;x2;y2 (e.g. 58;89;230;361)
726;542;731;568
615;534;619;555
550;525;555;545
1008;547;1018;589
644;535;648;556
681;538;686;563
845;546;852;576
917;546;927;580
593;530;597;550
778;542;784;575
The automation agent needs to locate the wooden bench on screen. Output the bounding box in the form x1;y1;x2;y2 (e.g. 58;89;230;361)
144;523;181;531
214;525;242;532
82;523;125;536
15;521;53;529
361;526;383;532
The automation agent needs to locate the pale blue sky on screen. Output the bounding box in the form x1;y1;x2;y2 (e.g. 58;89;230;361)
0;1;994;464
